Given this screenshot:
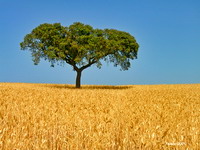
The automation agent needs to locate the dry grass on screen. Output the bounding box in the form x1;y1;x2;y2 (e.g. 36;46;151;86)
0;83;200;149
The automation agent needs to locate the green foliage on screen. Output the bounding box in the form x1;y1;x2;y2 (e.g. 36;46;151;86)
20;22;139;71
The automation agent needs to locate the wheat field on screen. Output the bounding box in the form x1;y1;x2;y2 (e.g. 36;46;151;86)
0;83;199;149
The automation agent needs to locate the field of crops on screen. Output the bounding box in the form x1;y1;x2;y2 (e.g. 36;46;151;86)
0;83;199;149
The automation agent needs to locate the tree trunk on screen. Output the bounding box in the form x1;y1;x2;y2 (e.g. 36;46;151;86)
76;70;82;88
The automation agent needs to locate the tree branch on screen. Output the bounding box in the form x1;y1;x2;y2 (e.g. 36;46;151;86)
80;59;97;71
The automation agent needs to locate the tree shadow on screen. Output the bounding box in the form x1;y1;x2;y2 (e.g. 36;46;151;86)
42;84;132;90
81;85;132;90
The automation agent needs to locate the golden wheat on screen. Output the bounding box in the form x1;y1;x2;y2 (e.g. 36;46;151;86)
0;83;199;149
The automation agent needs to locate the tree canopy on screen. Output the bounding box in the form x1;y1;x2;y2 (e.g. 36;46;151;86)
20;22;139;88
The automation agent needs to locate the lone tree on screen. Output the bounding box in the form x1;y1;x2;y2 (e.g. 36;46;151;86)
20;22;139;88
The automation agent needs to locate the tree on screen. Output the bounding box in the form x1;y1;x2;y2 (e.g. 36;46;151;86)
20;22;139;88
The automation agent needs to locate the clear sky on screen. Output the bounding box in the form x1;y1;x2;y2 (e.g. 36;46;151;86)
0;0;200;85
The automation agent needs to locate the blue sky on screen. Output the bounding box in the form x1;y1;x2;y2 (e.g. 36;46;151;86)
0;0;200;85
